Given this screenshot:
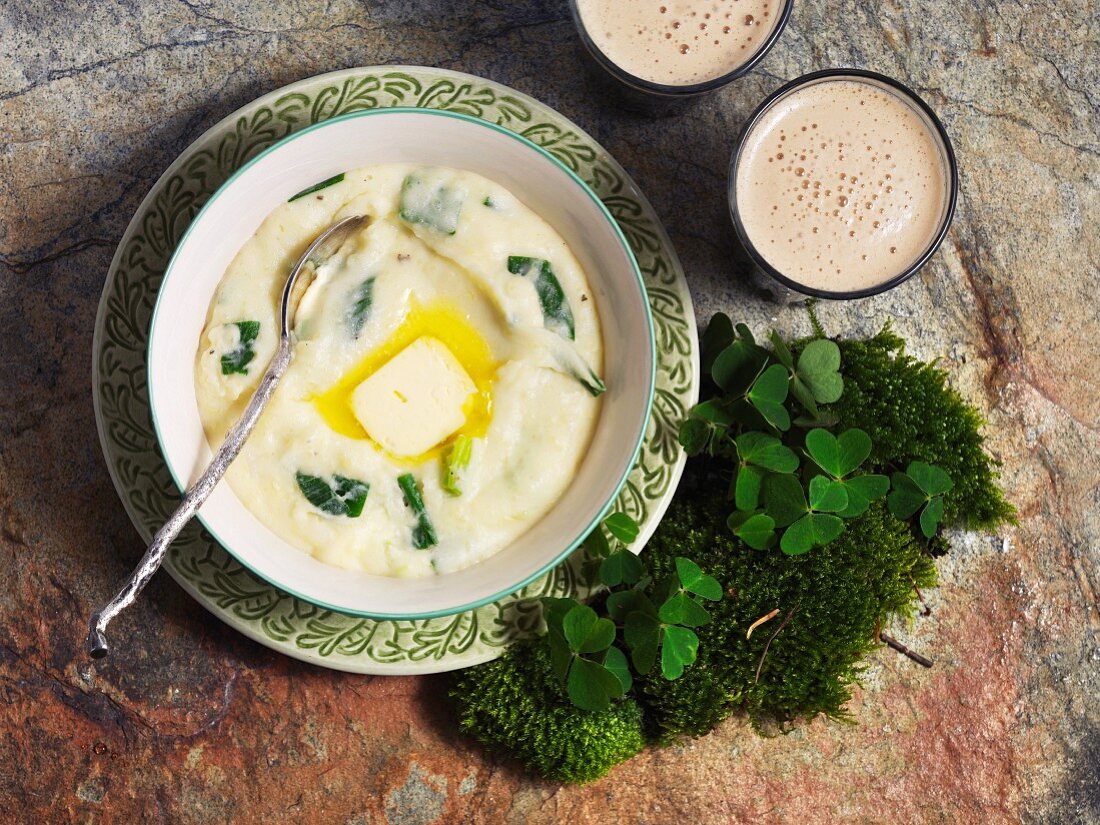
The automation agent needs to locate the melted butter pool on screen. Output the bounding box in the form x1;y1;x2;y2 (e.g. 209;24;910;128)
313;301;499;463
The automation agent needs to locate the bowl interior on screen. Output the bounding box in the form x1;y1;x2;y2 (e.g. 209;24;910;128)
148;109;654;619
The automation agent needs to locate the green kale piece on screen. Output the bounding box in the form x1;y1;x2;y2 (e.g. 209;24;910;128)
295;471;369;517
635;460;936;741
399;173;464;235
829;325;1016;530
347;276;375;338
220;320;260;376
507;255;576;341
450;639;645;783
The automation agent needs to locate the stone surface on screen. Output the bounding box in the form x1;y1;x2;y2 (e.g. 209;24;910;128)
1;1;1097;823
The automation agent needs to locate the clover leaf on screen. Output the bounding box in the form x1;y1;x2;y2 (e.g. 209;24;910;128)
620;560;719;679
542;603;623;712
920;495;946;539
599;549;644;587
906;461;954;496
805;428;872;478
762;472;849;554
796;338;843;403
543;539;722;709
549;632;572;686
837;473;891;517
541;596;577;631
604;512;640;545
734;323;758;346
674;557;723;601
647;558;721;628
780;513;845;555
725;398;771;432
584;527;611;559
563;604;616;654
584;512;642;585
601;645;632;694
712;337;769;395
773;331;829;417
886;471;925;519
733;465;764;511
727;511;776;550
888;461;953;538
761;472;808;528
567;657;624;711
736;432;800;472
678;400;738;456
605;589;653;623
747;364;792;431
660;625;700;680
678;417;711;455
657;592;711;627
700;312;735;376
769;329;795;370
542;597;581;681
801;428;888;517
624;611;660;674
789;375;820;418
808;475;849;513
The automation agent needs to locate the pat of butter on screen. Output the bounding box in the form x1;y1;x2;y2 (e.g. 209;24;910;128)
351;337;477;457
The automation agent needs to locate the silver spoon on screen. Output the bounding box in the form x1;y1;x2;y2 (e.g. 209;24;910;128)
86;214;368;659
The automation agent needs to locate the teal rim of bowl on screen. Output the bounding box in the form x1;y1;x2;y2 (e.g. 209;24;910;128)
146;105;657;621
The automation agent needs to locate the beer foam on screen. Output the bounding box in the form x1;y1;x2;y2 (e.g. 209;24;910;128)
735;78;950;292
577;0;780;85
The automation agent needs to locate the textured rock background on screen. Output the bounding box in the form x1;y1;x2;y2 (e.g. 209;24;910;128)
1;1;1097;822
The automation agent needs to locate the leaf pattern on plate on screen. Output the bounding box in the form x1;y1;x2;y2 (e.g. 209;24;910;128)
91;67;698;674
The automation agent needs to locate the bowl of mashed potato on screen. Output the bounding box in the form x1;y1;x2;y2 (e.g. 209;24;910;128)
147;108;655;619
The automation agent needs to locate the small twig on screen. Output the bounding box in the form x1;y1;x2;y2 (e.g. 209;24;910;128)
746;608;780;639
879;632;933;668
753;603;798;685
909;575;932;616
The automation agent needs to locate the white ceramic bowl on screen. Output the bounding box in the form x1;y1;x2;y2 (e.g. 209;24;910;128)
148;108;655;620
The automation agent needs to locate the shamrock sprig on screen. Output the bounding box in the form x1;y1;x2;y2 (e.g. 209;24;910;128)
541;513;723;711
681;316;954;555
543;598;629;712
615;557;722;680
683;319;843;454
888;461;954;537
804;429;891;518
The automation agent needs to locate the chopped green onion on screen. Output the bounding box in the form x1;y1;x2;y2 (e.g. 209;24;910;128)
441;435;474;496
288;173;345;202
398;473;438;549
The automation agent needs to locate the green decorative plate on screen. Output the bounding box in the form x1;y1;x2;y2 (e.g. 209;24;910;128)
92;66;699;674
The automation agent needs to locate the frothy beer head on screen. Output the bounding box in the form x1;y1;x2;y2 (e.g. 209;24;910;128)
733;74;955;294
576;0;784;86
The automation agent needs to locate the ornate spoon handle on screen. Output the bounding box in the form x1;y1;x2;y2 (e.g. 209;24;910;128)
86;214;365;660
86;338;293;658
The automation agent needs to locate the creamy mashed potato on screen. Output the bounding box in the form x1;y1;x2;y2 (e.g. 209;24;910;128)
195;165;603;577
